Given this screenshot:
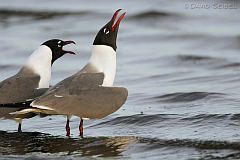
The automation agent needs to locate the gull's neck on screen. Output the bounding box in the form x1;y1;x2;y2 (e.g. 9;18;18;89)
89;45;116;86
25;45;52;88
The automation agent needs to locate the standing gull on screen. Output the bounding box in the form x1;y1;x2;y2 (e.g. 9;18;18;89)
0;39;76;132
16;9;127;137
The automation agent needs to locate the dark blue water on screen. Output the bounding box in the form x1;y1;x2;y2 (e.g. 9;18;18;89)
0;0;240;159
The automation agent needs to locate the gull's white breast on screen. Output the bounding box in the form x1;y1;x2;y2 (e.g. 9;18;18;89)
25;45;52;88
89;45;116;86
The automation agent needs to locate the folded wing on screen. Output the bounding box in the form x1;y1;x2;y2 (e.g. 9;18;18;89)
32;73;128;119
0;68;42;104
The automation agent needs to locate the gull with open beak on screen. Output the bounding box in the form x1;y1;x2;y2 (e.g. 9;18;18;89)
0;39;76;132
15;9;127;137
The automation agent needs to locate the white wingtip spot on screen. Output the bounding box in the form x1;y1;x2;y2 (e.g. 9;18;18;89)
82;117;90;120
10;109;37;115
31;102;54;111
54;94;64;98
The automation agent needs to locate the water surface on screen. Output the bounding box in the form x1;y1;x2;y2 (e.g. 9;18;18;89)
0;0;240;159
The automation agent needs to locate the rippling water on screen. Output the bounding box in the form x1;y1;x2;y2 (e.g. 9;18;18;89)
0;0;240;159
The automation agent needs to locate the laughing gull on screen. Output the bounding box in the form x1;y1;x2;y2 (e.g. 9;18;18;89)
16;9;128;137
0;39;76;132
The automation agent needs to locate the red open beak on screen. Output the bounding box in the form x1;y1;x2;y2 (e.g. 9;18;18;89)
63;40;76;45
112;9;126;31
62;40;76;55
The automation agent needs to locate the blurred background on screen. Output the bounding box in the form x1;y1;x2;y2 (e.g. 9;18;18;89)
0;0;240;159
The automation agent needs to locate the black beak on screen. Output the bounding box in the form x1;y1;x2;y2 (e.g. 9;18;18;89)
111;9;126;31
62;40;76;55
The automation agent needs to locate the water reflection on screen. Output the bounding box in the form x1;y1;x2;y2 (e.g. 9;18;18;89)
0;131;137;157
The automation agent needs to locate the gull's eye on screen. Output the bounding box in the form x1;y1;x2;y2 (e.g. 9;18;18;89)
58;41;62;47
103;28;110;34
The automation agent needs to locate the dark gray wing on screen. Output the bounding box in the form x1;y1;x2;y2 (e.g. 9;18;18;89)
32;72;128;119
0;74;40;104
45;72;104;95
0;67;44;119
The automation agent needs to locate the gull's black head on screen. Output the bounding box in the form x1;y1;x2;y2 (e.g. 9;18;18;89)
93;9;126;51
42;39;76;64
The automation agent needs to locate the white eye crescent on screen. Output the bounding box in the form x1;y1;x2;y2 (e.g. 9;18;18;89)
58;45;61;47
103;28;110;34
58;41;61;44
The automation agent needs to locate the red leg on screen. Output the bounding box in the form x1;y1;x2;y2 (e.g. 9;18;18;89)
66;119;70;137
79;118;83;138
